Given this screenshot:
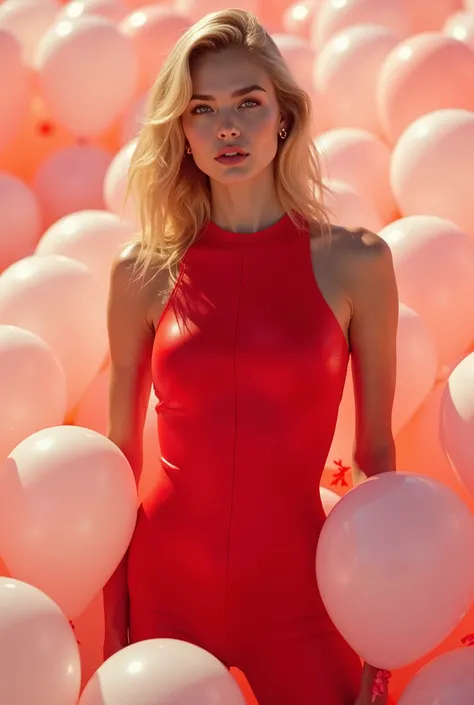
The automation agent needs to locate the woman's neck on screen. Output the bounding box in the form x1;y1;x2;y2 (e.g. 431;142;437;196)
209;170;284;233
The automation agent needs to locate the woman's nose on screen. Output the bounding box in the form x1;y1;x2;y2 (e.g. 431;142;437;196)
218;124;241;139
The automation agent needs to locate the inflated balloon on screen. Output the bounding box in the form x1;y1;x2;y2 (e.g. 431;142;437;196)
0;577;81;705
103;137;138;227
272;33;316;95
379;215;474;367
312;0;409;50
321;178;382;232
314;24;399;135
328;302;438;468
282;0;321;38
443;11;474;50
74;364;161;502
0;324;67;459
33;144;113;227
0;425;137;618
405;0;463;33
378;32;474;144
320;486;340;515
0;29;29;154
0;171;42;270
0;91;76;183
35;209;134;304
58;0;129;25
34;15;138;136
0;0;59;65
0;254;108;409
316;472;474;669
79;639;247;705
175;0;259;22
316;127;397;225
399;647;474;705
440;353;474;499
119;92;146;145
390;109;474;236
120;6;191;92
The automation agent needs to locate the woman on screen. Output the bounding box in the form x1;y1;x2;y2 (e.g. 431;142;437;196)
104;8;398;705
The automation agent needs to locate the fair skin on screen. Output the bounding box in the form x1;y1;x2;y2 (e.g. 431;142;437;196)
105;45;398;705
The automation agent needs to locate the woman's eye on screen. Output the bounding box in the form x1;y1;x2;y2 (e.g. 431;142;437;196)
240;99;259;108
191;99;259;115
191;104;212;115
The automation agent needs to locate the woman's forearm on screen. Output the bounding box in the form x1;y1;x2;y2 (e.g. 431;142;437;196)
103;553;130;636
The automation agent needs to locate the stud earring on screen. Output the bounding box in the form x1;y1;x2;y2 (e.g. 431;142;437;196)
186;145;192;155
279;127;288;140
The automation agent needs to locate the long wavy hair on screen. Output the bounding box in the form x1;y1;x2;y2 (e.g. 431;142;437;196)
127;8;330;287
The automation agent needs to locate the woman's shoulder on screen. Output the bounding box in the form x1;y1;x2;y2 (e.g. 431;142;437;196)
109;243;170;320
309;221;395;297
310;221;391;264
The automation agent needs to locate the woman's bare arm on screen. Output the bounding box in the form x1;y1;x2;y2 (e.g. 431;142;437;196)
103;246;166;654
347;230;398;484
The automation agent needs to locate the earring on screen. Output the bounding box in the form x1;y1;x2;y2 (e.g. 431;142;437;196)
186;145;192;155
279;127;288;140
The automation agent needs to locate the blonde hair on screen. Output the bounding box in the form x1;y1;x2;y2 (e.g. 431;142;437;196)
127;8;330;286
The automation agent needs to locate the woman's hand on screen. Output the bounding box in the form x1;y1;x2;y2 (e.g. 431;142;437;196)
354;663;389;705
103;624;129;661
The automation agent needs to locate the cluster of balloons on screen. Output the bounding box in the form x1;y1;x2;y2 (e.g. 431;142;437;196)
1;0;474;703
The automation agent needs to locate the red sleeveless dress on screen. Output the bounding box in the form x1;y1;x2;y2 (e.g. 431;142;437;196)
127;214;361;704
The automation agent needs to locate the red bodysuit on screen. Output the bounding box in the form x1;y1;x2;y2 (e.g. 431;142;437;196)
127;214;361;704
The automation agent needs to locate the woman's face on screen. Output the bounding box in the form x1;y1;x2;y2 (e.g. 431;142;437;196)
181;45;286;185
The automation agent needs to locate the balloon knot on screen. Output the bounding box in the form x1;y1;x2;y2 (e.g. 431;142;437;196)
372;669;391;702
461;633;474;646
37;120;54;137
331;459;350;487
69;620;81;645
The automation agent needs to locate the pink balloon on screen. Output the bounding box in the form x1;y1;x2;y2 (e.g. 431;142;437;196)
36;209;134;305
119;92;146;145
59;0;129;24
314;24;400;135
33;144;113;228
444;11;474;50
0;30;29;154
79;638;246;705
103;137;139;227
120;5;191;92
272;33;316;94
320;486;340;515
34;15;138;136
328;302;438;467
316;472;474;669
0;172;42;271
390;109;474;237
282;0;322;38
405;0;463;33
378;32;474;144
0;254;108;409
0;324;67;459
74;364;161;503
175;0;259;22
380;216;474;367
399;647;474;705
312;0;410;51
316;127;397;225
0;0;59;65
0;577;81;705
74;364;110;433
441;353;474;498
0;425;137;618
322;178;382;232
